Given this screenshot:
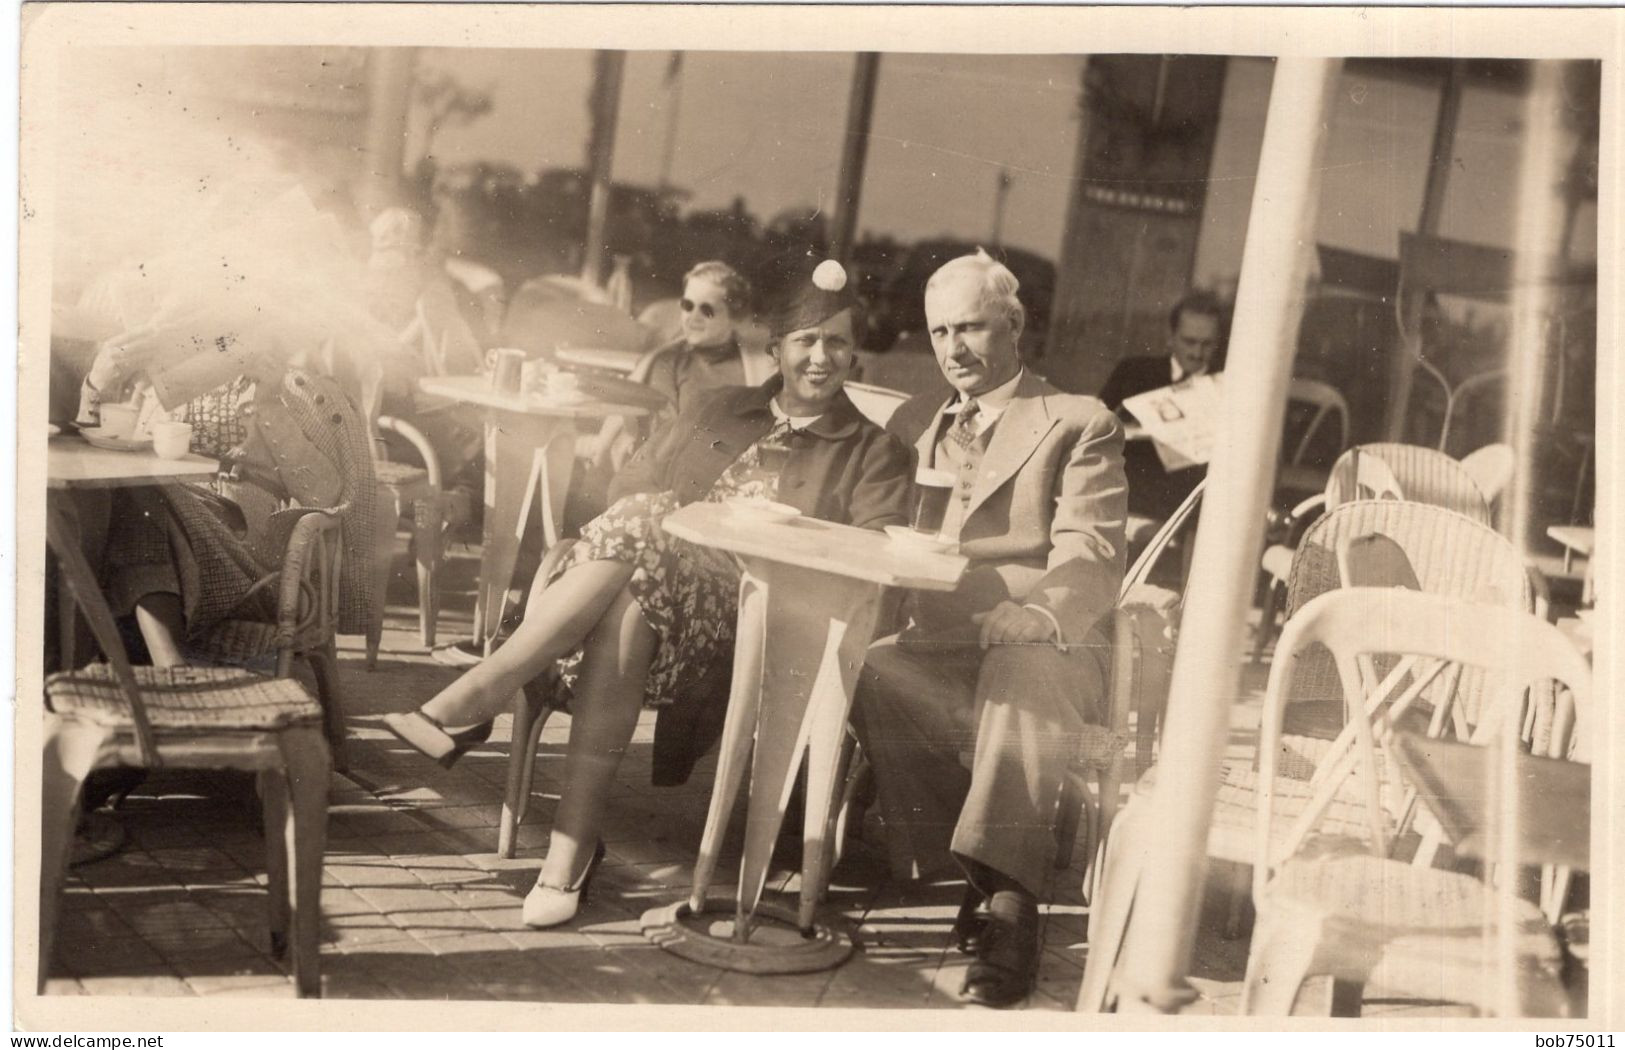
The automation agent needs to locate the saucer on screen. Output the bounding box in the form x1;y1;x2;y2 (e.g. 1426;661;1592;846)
883;525;956;553
725;497;801;525
81;429;152;453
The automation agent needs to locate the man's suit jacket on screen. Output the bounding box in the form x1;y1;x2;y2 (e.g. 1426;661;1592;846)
887;371;1128;644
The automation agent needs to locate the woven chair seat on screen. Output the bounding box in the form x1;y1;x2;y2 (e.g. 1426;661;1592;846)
46;664;323;731
1133;760;1394;865
373;460;430;489
1265;852;1563;1000
1075;724;1135;771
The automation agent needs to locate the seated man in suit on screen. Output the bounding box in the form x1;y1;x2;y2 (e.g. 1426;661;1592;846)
855;250;1127;1007
1098;290;1226;523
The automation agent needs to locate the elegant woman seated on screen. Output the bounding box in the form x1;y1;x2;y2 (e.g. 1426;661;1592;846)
383;259;911;928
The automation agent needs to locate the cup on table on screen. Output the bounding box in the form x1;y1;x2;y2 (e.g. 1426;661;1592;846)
758;441;791;476
910;467;956;536
490;348;526;395
98;403;139;439
152;420;194;460
544;369;581;400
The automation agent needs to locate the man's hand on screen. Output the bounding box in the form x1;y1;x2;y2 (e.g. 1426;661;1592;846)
970;600;1057;650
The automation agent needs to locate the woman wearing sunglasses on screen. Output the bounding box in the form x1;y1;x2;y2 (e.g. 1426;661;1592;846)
644;260;774;419
384;258;911;928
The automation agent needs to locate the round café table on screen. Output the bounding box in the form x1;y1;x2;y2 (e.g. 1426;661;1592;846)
641;502;966;973
418;375;651;653
48;435;221;668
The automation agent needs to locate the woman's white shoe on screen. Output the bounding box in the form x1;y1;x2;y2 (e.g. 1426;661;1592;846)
522;841;606;929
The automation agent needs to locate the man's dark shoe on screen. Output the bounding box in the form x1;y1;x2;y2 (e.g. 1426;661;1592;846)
959;890;1039;1008
953;885;988;955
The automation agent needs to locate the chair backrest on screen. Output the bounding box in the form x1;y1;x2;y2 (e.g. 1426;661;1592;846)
842;381;910;429
1459;442;1515;507
1284;500;1535;732
1326;442;1491;522
1283;377;1350;468
45;501;158;765
1256;587;1591;894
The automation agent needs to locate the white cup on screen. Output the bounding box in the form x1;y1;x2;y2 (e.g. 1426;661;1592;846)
98;403;139;439
152;420;194;460
545;370;581;399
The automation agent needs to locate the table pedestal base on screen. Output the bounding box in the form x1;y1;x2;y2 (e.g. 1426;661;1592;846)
640;898;853;974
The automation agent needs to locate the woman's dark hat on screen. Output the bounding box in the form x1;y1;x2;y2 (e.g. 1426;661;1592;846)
761;252;862;338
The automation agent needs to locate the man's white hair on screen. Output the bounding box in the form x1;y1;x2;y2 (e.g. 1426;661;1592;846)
925;248;1026;331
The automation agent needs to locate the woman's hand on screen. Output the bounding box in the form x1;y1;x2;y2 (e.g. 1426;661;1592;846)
85;342;140;401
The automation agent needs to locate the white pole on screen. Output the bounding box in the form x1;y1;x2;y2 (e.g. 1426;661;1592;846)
1111;56;1343;1014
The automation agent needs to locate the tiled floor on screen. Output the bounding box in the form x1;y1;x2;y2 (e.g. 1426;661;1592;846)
42;541;1575;1015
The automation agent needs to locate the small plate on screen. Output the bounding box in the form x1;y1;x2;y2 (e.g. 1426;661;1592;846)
48;423;60;438
884;525;956;553
725;497;801;525
81;429;153;453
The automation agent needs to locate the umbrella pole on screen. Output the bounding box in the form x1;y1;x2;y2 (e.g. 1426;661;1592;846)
1109;57;1342;1015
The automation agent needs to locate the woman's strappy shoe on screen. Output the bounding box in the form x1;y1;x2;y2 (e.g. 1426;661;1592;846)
522;840;607;929
380;710;494;769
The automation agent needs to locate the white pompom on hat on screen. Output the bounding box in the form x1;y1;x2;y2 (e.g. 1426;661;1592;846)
766;255;862;338
812;259;848;292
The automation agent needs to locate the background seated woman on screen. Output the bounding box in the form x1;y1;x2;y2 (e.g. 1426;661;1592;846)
383;257;910;928
75;326;377;666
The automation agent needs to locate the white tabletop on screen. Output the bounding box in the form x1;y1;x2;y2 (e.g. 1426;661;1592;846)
662;502;966;591
1547;525;1595;557
48;437;219;489
419;374;648;418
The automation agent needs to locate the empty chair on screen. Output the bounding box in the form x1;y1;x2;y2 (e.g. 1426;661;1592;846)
1276;377;1351;498
1241;588;1589;1016
1459;442;1515;511
41;502;330;996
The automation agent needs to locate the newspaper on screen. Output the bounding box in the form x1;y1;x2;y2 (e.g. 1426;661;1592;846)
1120;372;1223;471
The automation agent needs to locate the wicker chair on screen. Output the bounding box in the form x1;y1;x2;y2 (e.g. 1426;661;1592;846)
367;415;467;667
1079;502;1539;1013
41;502;330;997
1275;377;1351;500
1240;588;1588;1016
1055;478;1204;898
189;504;350;771
1253;442;1493;662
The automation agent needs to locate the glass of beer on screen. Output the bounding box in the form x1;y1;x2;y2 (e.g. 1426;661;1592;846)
490;348;526;395
911;467;955;536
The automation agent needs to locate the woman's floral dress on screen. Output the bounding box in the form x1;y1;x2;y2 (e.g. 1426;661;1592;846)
549;420;794;709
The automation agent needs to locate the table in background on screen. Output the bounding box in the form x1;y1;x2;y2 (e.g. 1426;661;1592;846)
47;436;221;669
1547;524;1596;605
418;376;648;652
650;502;965;966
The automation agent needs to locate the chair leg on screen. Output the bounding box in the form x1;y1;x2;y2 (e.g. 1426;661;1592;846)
305;644;349;775
276;726;331;998
498;690;552;859
1077;803;1143;1012
1253;579;1284;664
1239;906;1324;1015
39;721;108;993
413;496;442;649
1054;771;1086;871
258;768;291;960
367;483;403;670
1222;861;1251;939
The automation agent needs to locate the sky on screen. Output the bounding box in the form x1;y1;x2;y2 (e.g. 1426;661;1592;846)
411;49;1084;261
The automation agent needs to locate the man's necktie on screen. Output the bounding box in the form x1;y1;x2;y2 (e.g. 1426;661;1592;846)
950;398;981;452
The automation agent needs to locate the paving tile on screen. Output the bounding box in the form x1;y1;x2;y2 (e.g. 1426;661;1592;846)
75;974;196;997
